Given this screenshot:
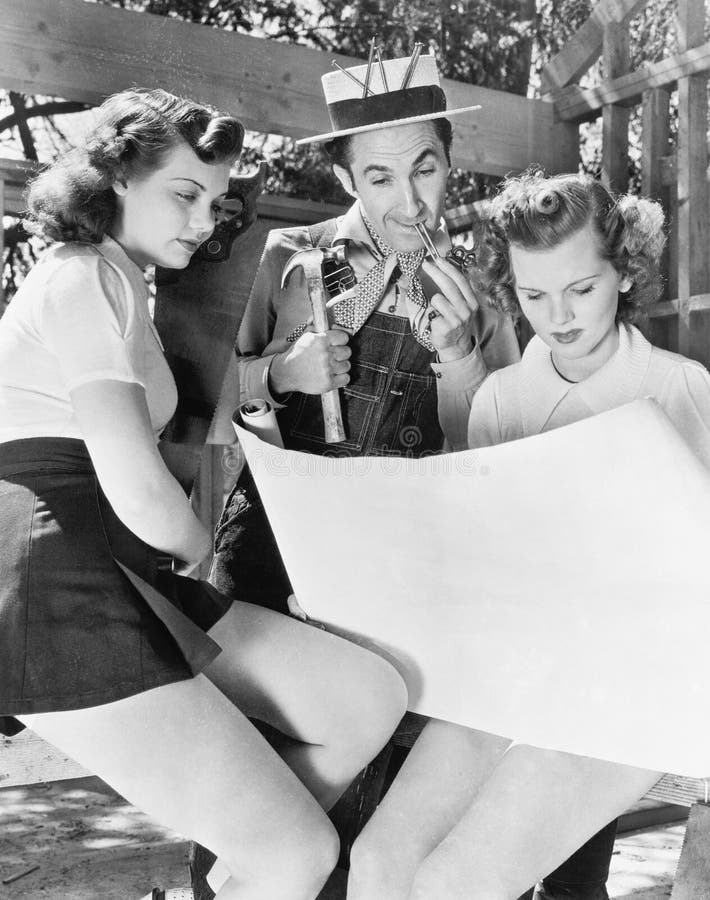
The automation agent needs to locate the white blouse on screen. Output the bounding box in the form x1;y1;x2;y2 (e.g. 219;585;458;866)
0;236;177;443
468;323;710;471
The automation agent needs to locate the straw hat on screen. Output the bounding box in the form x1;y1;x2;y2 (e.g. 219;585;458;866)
297;51;481;145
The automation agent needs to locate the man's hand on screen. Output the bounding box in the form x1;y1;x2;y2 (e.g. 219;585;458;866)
269;328;351;396
421;257;480;362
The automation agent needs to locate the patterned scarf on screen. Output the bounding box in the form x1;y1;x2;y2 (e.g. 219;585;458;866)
287;212;436;351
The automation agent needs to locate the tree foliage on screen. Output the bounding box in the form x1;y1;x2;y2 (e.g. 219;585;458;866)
0;0;685;300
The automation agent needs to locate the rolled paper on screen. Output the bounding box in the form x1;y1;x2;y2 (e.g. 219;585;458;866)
236;400;710;776
233;399;285;448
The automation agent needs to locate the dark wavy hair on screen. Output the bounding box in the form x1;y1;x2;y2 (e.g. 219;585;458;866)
324;117;453;176
476;169;666;323
25;88;244;244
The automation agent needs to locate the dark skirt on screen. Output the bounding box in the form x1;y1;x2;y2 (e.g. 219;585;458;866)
0;437;232;736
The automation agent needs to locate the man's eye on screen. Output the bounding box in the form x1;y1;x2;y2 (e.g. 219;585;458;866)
371;179;389;187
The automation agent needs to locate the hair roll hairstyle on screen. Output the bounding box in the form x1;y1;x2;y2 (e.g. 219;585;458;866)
477;169;666;323
25;88;244;244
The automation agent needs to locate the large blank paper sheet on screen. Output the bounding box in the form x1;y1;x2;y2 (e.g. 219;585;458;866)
237;400;710;775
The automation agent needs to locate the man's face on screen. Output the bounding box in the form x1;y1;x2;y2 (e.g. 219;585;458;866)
334;122;449;252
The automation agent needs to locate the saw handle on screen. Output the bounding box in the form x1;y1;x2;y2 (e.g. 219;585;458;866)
310;287;346;444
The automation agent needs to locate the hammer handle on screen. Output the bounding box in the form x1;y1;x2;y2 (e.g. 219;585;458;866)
308;275;346;443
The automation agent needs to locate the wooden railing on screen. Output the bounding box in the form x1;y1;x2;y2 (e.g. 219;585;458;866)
544;0;710;366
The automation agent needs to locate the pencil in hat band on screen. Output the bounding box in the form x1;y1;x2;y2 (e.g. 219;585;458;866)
328;85;447;133
323;54;441;103
297;50;482;144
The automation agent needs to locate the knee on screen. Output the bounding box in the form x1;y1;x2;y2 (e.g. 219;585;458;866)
348;825;392;890
352;657;408;752
230;816;340;895
409;865;516;900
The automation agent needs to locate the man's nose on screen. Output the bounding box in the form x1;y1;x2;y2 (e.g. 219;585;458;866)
398;182;423;219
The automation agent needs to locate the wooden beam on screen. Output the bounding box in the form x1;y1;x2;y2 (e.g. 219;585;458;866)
0;0;578;177
601;22;630;192
555;39;710;122
8;92;38;161
541;0;649;93
642;89;671;197
0;175;5;307
1;729;89;787
649;294;710;318
0;158;40;216
676;0;709;357
641;87;671;299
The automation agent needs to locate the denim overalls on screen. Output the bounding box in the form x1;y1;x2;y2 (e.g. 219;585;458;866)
210;310;443;612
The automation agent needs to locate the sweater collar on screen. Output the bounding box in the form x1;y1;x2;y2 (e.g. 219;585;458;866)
520;323;653;435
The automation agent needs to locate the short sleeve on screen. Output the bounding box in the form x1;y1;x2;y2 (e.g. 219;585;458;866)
467;371;505;449
39;255;144;392
657;362;710;471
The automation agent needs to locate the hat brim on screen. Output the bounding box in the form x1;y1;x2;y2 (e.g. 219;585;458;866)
295;105;481;145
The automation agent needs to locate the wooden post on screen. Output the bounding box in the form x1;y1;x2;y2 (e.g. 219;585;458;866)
0;175;5;308
601;22;630;193
191;444;225;580
641;87;671;304
675;0;709;357
670;802;710;900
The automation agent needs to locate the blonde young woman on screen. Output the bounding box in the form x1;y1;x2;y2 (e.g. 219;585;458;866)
0;88;406;900
348;172;710;900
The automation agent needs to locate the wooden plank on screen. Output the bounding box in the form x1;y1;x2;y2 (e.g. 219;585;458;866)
601;22;630;192
0;0;577;178
191;445;224;580
257;195;346;225
676;0;709;357
1;729;89;788
541;0;648;93
0;157;40;216
641;89;670;199
0;175;5;307
648;294;710;317
617;797;688;833
641;88;671;301
554;39;710;122
670;802;710;900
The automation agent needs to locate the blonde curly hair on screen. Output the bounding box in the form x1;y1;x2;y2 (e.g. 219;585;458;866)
476;169;666;323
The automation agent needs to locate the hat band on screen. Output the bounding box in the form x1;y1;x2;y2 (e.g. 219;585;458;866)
327;85;447;136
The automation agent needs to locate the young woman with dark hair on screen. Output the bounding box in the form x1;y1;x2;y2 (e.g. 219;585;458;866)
0;87;406;900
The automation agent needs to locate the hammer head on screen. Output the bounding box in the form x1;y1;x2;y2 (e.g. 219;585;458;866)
281;246;326;290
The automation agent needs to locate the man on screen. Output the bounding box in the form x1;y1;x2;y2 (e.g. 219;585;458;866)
211;50;519;612
207;50;612;900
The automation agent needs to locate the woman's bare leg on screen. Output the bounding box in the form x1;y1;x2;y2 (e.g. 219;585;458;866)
408;744;661;900
205;601;408;810
21;674;339;900
347;719;511;900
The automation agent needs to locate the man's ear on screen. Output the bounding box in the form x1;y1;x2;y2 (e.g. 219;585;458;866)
112;174;128;197
333;164;358;200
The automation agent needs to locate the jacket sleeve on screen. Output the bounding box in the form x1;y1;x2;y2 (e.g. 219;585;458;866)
236;228;313;408
434;307;520;451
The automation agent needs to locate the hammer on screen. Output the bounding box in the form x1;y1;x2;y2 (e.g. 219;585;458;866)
282;247;347;443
